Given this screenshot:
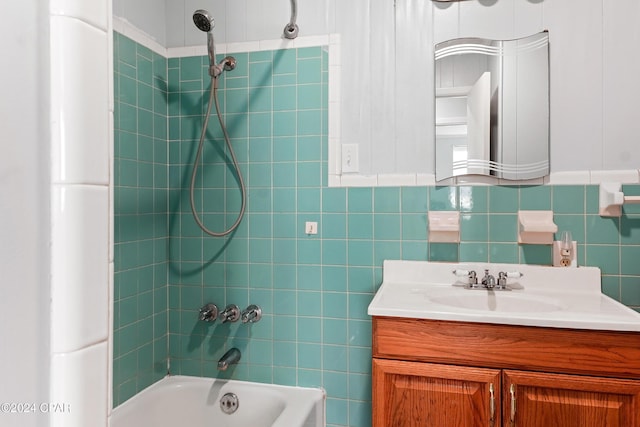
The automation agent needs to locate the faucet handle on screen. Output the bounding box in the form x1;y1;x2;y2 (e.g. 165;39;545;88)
241;304;262;323
496;271;522;289
199;303;218;322
219;304;240;323
504;271;523;279
453;269;478;286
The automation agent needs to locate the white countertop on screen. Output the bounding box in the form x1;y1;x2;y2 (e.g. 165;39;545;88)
368;260;640;332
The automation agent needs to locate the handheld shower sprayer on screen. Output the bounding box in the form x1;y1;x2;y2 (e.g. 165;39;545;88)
192;10;236;77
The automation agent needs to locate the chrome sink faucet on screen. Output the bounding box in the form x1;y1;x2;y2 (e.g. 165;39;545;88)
481;269;496;289
497;272;508;289
453;268;522;291
468;270;478;287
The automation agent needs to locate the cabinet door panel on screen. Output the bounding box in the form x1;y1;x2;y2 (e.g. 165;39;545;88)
504;370;640;427
373;358;500;427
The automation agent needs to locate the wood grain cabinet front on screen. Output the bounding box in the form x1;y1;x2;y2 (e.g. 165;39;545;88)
372;317;640;427
503;370;640;427
373;359;500;427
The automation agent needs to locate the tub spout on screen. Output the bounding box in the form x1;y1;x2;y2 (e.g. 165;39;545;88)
218;348;241;371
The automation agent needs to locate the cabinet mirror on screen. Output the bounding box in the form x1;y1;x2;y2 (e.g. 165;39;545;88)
435;31;549;181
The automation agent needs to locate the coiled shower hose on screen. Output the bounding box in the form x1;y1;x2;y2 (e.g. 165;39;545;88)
189;77;246;237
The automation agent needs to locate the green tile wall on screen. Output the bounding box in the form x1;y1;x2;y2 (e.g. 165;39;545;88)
113;33;169;406
114;32;640;425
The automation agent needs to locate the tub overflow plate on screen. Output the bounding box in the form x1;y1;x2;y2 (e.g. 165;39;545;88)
220;392;239;415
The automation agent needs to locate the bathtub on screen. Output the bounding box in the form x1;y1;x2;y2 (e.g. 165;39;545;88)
110;376;325;427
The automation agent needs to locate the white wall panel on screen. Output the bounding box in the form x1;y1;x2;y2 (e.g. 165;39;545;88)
395;0;433;173
164;0;186;47
113;0;166;45
544;0;603;171
335;0;372;173
369;0;397;174
246;0;284;42
224;0;248;44
460;0;515;40
297;0;335;38
602;0;640;170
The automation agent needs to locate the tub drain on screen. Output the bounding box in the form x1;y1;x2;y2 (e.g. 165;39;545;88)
220;392;239;414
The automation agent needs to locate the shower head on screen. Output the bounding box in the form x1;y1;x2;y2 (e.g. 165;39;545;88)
193;9;214;33
193;9;218;77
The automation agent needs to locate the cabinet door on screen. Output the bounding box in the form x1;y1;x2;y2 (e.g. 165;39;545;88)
373;358;500;427
504;370;640;427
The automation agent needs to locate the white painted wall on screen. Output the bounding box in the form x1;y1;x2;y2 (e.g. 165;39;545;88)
1;2;51;426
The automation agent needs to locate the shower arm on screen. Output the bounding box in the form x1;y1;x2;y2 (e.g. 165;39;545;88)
284;0;299;39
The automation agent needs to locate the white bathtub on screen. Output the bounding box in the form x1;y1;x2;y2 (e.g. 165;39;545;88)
110;376;325;427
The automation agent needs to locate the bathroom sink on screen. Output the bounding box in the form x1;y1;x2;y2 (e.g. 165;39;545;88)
368;260;640;331
428;292;563;313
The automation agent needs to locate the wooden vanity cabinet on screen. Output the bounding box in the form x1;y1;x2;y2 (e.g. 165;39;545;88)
372;317;640;427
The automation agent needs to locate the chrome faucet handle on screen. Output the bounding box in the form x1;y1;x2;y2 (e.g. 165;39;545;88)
468;270;478;286
241;304;262;323
199;303;218;322
453;269;478;286
497;272;508;289
496;271;522;290
485;275;496;289
504;271;523;279
219;304;240;323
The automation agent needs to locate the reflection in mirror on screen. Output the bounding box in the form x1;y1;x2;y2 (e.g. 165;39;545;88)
435;31;549;181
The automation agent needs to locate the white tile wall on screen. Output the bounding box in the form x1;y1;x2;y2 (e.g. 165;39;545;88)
51;185;109;353
50;16;110;185
50;342;109;427
49;0;111;425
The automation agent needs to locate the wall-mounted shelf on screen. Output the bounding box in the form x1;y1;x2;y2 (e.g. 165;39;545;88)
599;182;640;217
428;211;460;243
518;210;557;244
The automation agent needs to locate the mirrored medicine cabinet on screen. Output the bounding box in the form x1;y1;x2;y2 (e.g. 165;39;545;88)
434;31;550;181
